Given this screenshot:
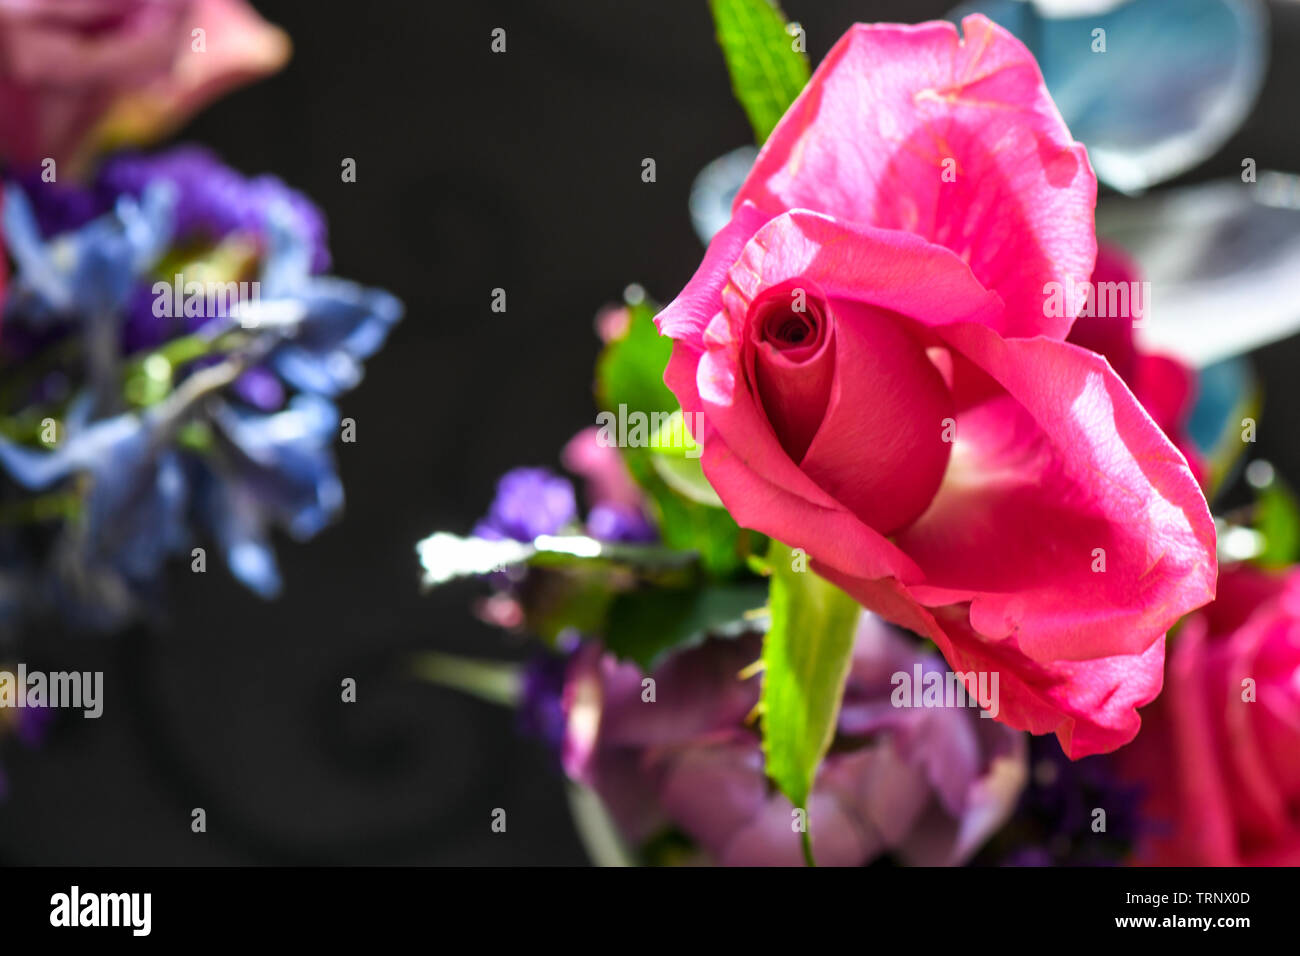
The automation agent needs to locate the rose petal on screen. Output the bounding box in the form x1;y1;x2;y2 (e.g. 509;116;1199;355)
798;297;954;534
822;571;1167;757
896;324;1216;665
736;15;1096;338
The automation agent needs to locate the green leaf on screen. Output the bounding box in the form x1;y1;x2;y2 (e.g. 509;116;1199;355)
759;541;861;866
708;0;811;144
411;651;522;707
648;409;722;507
624;449;756;577
595;300;675;420
605;580;768;669
594;298;750;575
1254;477;1300;568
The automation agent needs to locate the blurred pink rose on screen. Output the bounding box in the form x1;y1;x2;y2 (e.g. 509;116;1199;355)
1121;565;1300;866
0;0;289;173
562;426;644;513
655;16;1216;758
1067;243;1206;486
562;615;1026;866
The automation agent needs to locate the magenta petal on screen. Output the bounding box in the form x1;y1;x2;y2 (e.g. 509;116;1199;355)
899;324;1216;665
736;16;1096;338
798;298;954;534
746;280;837;461
1067;243;1141;384
665;339;923;584
821;572;1166;758
655;200;771;346
723;210;1005;334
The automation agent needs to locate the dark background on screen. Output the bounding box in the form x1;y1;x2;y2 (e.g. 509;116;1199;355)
1;0;1298;865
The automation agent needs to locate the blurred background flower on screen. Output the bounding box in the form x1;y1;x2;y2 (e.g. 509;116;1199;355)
549;614;1026;866
947;0;1269;194
0;0;289;176
0;0;400;643
5;0;1300;868
1118;564;1300;865
0;152;401;634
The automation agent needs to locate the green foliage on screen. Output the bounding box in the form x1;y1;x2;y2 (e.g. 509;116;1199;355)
707;0;811;143
605;579;768;669
759;541;861;866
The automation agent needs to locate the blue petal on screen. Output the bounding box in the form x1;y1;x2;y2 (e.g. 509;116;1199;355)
260;199;315;297
0;411;146;490
209;395;345;541
266;280;403;396
2;184;75;312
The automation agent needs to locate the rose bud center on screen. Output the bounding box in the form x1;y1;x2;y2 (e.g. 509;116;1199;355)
744;282;954;535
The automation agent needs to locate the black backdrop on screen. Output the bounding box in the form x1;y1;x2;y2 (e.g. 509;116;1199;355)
1;0;1298;865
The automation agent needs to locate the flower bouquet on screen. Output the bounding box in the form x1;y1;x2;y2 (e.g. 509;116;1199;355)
416;1;1300;867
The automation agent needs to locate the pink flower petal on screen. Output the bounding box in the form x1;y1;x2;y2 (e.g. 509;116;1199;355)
897;324;1216;665
736;16;1096;338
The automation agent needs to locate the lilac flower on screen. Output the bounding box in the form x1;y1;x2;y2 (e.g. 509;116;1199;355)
586;503;656;543
518;651;572;757
473;468;578;543
560;614;1028;866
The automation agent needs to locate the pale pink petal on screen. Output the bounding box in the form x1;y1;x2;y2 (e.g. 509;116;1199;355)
91;0;290;154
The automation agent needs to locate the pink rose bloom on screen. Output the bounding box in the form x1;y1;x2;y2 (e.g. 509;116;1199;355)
562;426;645;513
1067;243;1206;486
655;16;1216;759
0;0;289;173
562;615;1027;866
1120;565;1300;866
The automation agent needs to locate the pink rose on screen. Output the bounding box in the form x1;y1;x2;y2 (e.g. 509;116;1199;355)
655;17;1216;758
1121;565;1300;866
0;0;289;173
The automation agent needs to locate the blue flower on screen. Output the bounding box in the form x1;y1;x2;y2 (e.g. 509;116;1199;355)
198;394;344;598
0;145;403;631
0;397;189;629
254;203;403;397
2;181;173;326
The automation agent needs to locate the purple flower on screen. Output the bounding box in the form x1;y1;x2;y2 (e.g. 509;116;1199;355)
560;614;1028;866
518;651;571;756
474;468;577;543
983;734;1144;867
5;167;106;237
98;146;330;273
586;503;656;543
